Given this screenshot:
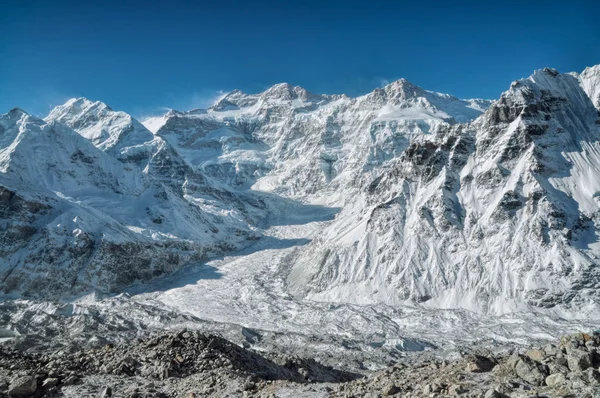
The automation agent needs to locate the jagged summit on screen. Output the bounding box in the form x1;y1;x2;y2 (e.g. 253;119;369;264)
47;97;155;160
7;107;28;116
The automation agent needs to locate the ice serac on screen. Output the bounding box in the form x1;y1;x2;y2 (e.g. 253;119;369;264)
0;109;258;300
288;67;600;315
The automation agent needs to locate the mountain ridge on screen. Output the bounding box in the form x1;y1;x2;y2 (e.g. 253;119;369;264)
1;66;599;319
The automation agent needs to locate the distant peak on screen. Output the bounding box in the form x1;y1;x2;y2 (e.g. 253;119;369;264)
542;67;560;77
261;83;314;102
8;107;28;117
60;97;113;113
262;83;296;99
367;78;427;103
384;78;425;96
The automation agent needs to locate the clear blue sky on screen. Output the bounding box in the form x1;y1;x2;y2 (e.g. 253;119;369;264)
1;0;599;118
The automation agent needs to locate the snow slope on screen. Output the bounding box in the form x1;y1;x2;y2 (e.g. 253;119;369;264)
288;67;600;316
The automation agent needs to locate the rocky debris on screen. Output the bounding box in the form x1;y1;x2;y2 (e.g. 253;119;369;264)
327;331;600;398
545;372;566;387
0;329;358;397
0;330;599;397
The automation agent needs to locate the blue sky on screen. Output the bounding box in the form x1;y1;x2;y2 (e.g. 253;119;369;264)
1;0;599;118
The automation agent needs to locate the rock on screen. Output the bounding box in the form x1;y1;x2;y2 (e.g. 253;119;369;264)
545;373;566;387
381;383;401;396
525;349;546;362
243;381;255;391
544;343;559;356
298;367;310;379
586;367;600;385
547;362;569;376
8;375;37;397
100;387;113;397
41;378;59;389
566;347;592;371
504;355;521;370
448;384;465;395
484;389;500;398
423;383;441;394
185;393;195;398
514;357;547;386
465;355;496;372
63;375;79;385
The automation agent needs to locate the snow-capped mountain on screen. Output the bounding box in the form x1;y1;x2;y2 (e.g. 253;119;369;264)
2;65;600;321
47;98;156;165
0;108;258;299
148;80;492;204
289;67;600;315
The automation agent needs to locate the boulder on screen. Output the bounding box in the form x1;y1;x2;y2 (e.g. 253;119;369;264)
514;357;547;386
545;373;566;388
465;355;496;372
547;362;569;376
544;343;559;356
41;378;59;389
448;384;465;395
525;349;546;362
566;348;592;371
381;383;401;396
8;376;37;397
422;383;441;394
587;368;600;385
484;390;501;398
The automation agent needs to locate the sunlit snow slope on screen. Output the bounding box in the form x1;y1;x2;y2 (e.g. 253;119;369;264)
289;67;600;316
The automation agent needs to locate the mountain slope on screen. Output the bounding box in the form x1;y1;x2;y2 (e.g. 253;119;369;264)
287;67;600;315
0;109;258;299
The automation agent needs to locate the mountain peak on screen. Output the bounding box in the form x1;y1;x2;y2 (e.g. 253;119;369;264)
579;64;600;109
261;82;311;101
46;98;153;155
7;107;28;118
365;78;428;105
61;97;113;113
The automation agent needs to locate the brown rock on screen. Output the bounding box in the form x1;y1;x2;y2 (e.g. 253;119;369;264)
525;349;546;362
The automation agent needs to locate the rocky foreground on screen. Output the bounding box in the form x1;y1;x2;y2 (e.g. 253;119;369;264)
0;330;599;397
